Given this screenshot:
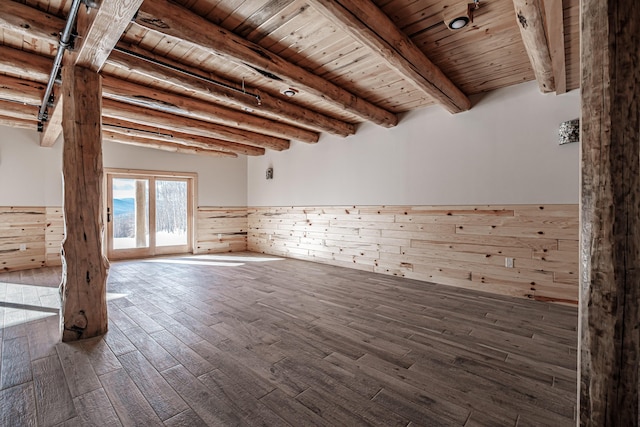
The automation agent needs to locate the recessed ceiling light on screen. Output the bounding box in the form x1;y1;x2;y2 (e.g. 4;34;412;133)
283;89;297;97
443;1;479;31
448;16;470;30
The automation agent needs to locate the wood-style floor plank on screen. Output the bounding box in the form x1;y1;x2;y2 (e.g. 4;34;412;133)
148;312;203;346
1;336;32;389
125;326;179;372
103;324;137;357
55;342;101;398
259;387;333;427
118;351;189;421
197;368;290;426
72;388;122;427
0;253;577;426
163;409;208;427
99;368;164;427
79;337;122;376
149;330;213;377
190;339;276;400
32;355;75;426
160;364;245;426
0;382;37;427
27;316;59;361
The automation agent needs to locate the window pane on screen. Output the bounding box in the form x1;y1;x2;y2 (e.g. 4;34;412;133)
155;180;188;247
112;178;149;249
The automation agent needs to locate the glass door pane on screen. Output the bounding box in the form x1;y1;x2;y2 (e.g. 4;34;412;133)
112;178;149;250
155;179;188;247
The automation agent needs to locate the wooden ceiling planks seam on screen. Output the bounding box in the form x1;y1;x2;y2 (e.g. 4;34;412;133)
0;0;580;158
104;44;356;136
135;0;400;127
305;0;471;113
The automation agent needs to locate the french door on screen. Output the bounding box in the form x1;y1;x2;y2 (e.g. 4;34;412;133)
106;169;195;260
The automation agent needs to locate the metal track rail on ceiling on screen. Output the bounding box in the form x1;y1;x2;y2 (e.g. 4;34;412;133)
111;46;262;107
37;2;262;132
37;0;85;131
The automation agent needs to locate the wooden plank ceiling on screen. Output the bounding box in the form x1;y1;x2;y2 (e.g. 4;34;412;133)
0;0;579;157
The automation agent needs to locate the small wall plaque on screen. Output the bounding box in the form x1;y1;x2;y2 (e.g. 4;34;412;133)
559;119;579;145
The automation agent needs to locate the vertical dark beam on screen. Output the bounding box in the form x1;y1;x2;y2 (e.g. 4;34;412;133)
60;64;109;342
579;0;640;425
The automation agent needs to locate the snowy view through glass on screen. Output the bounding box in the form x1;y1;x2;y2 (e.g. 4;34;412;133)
112;178;187;249
155;180;188;246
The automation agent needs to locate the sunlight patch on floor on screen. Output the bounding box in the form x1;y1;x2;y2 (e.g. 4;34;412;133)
0;281;60;329
140;258;244;267
139;253;285;267
0;281;128;329
183;254;285;263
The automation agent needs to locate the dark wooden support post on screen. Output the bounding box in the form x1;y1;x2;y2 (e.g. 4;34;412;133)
579;0;640;425
60;64;109;342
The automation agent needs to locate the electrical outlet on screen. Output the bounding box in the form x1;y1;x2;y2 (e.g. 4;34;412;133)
218;233;222;240
268;234;273;241
19;243;26;251
505;257;514;268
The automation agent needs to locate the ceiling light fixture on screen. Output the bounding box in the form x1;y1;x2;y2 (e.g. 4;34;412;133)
448;16;470;30
282;88;298;97
444;0;480;31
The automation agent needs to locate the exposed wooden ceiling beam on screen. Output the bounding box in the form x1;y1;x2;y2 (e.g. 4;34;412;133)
0;46;60;140
543;0;567;94
306;0;470;114
102;99;290;151
107;47;356;138
0;1;62;144
0;49;302;147
0;76;266;155
0;1;60;46
0;100;38;122
41;0;143;147
71;0;143;72
41;100;64;147
512;0;555;92
0;74;45;106
0;45;51;83
102;118;266;157
102;76;319;143
135;0;398;127
0;115;38;130
103;131;238;158
0;2;346;141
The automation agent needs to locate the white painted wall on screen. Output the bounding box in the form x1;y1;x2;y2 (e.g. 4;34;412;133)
248;81;580;206
0;81;580;208
0;126;247;206
0;126;63;206
102;142;247;206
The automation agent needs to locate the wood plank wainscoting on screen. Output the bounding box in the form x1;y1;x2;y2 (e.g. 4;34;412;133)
0;207;64;272
195;207;248;254
1;207;248;272
248;205;579;304
3;205;577;305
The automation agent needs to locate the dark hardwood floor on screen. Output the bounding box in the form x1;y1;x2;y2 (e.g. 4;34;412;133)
0;252;577;426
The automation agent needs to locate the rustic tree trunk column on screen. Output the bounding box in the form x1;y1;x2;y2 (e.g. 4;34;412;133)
60;64;109;342
579;0;640;425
